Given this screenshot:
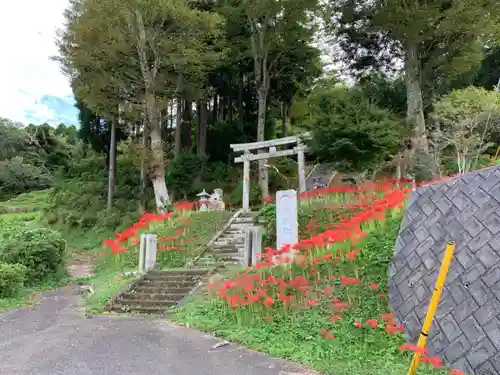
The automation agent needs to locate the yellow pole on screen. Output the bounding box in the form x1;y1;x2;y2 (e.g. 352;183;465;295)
407;241;456;375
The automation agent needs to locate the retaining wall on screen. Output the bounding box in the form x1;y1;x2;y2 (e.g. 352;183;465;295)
388;165;500;374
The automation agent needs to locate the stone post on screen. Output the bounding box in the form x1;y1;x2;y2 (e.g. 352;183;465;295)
145;234;157;272
243;226;253;267
276;190;298;253
242;151;251;212
139;234;157;274
297;142;306;193
251;226;263;266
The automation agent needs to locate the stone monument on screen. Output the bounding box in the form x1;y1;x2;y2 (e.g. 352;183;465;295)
388;164;500;375
209;188;225;211
276;189;298;252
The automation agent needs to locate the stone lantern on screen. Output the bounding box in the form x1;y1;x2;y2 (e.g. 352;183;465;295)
196;189;211;211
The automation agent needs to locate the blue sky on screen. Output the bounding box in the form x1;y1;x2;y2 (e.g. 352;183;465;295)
0;0;78;126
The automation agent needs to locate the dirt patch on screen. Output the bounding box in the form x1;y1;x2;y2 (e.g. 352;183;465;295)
67;262;94;279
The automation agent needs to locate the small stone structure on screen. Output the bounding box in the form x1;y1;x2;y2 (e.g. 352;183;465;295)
197;189;211;211
388;165;500;375
197;189;226;212
209;188;225;211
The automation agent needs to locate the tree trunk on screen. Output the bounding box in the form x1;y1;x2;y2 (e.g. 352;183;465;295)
257;87;269;200
281;102;288;137
238;75;244;131
198;99;208;156
195;99;201;148
139;120;149;214
212;95;218;125
182;100;192;151
174;98;182;159
218;96;225;121
228;97;233;123
106;119;117;212
145;92;170;211
149;125;170;211
405;42;427;150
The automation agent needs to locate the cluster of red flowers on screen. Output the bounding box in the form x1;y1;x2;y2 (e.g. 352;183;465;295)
102;204;198;255
102;212;175;254
213;179;466;375
100;176;466;374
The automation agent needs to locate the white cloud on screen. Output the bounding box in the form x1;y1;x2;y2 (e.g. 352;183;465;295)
0;0;75;125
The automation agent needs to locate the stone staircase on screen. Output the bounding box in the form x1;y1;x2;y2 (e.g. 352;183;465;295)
305;163;337;191
205;211;257;264
108;210;257;315
110;268;211;314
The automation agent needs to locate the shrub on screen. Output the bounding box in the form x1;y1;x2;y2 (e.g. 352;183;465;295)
0;228;66;284
0;263;27;298
309;86;403;172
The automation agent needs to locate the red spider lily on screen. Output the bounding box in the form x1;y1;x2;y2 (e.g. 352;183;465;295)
369;283;378;290
399;343;428;355
103;239;126;254
421;356;443;369
329;314;342;322
385;324;405;334
354;322;363;327
449;369;465;375
365;319;378;328
264;196;274;204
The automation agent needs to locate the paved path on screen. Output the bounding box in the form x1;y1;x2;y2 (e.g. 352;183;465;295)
0;287;320;375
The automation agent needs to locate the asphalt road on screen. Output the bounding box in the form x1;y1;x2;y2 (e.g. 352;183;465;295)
0;286;320;375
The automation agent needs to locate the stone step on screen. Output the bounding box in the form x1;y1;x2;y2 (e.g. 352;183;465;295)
211;247;238;254
137;279;197;288
110;304;171;314
225;229;244;234
218;232;245;239
133;285;193;294
120;292;185;301
216;239;243;244
143;273;205;282
148;268;211;276
213;241;242;247
214;253;240;260
115;299;178;308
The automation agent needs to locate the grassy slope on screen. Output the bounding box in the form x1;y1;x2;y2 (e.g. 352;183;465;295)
86;210;233;314
173;201;447;375
0;192;70;310
0;190;233;314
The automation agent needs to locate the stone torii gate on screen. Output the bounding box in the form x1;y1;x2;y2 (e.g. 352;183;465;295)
230;132;312;212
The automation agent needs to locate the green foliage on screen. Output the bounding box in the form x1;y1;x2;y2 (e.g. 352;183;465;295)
357;74;407;117
431;87;500;173
0;263;27;298
309;86;403;172
45;154;143;230
167;153;207;199
173;213;442;375
0;228;66;284
0;157;53;198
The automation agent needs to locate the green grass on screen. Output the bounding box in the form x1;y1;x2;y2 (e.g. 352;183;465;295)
0;189;51;213
0;276;70;312
82;209;234;314
172;207;446;375
83;269;136;315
